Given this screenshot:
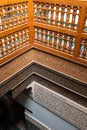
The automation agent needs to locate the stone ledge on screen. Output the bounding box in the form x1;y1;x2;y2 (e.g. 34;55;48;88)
1;62;87;98
15;83;87;130
33;82;87;130
0;63;87;107
1;49;87;84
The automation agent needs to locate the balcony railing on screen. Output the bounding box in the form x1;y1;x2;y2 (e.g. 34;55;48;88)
0;0;87;66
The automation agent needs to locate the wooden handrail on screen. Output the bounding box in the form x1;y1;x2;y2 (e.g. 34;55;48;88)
0;0;87;66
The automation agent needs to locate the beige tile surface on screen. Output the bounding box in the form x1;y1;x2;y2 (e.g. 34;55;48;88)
1;49;87;84
33;49;87;84
0;49;33;83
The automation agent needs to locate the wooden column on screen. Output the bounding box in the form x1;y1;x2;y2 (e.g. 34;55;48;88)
28;0;34;46
74;6;86;58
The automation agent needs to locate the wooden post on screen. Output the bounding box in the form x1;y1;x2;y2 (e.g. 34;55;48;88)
28;0;34;46
74;6;86;58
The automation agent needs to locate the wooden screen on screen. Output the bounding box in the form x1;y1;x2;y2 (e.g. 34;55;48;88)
0;0;30;65
33;0;87;66
83;8;87;34
0;0;87;66
34;2;80;31
0;28;29;58
34;27;76;55
79;38;87;60
0;1;28;32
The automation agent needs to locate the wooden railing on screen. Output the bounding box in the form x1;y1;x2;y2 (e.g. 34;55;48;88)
0;0;87;66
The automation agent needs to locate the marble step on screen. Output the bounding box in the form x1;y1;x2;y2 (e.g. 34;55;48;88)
15;82;87;130
1;63;87;99
15;93;79;130
11;73;87;108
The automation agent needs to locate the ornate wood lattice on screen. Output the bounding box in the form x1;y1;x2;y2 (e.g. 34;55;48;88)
0;0;87;66
34;27;76;55
0;28;29;58
0;1;28;32
34;1;80;30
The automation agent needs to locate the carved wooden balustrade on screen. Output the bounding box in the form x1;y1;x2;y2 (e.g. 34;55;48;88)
0;0;87;65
